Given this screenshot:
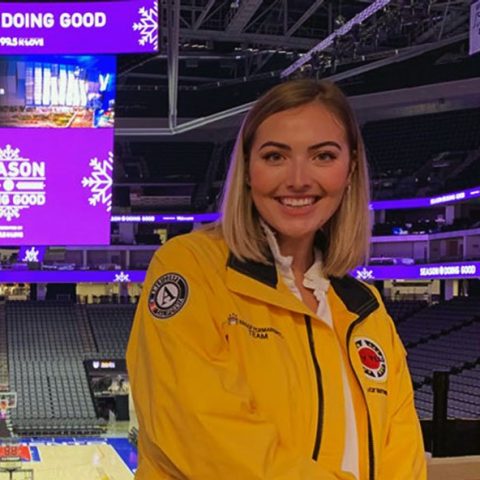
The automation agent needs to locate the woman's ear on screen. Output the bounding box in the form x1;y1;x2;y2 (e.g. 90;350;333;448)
245;161;251;186
349;154;357;179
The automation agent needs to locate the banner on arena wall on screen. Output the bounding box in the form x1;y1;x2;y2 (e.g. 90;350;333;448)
0;0;158;54
470;0;480;55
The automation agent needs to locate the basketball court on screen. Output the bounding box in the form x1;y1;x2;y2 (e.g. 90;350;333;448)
0;438;136;480
0;380;137;480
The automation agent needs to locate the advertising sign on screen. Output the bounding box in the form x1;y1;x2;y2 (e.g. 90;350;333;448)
0;0;158;54
0;128;113;245
0;55;115;246
354;261;479;281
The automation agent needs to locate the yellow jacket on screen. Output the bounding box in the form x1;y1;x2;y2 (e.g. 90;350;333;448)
127;230;426;479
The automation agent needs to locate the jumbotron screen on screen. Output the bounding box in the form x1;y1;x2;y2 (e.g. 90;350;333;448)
0;55;115;245
0;0;159;55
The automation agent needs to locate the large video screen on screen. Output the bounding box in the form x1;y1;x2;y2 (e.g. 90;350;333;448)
0;55;115;246
0;0;158;55
0;55;115;128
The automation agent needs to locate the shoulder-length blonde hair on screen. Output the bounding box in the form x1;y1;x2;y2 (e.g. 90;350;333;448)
216;79;371;278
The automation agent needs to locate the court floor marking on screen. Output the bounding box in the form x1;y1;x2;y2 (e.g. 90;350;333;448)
7;437;137;473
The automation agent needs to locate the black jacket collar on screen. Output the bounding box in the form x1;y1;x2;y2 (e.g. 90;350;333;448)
227;253;379;318
227;253;277;288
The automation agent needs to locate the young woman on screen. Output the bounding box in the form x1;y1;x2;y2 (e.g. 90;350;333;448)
127;79;426;479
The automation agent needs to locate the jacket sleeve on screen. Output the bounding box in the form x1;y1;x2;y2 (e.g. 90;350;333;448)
377;316;427;480
127;238;351;480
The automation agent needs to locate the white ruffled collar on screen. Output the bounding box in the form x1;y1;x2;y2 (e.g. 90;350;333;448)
260;219;330;298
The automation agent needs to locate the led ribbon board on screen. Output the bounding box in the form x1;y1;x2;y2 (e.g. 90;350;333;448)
354;262;479;281
0;261;478;283
110;213;220;223
0;0;158;54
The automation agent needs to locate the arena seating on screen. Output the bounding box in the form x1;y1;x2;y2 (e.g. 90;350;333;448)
4;297;480;431
448;366;480;419
363;108;480;199
4;301;137;435
396;297;480;346
407;321;480;380
0;303;8;389
413;366;480;420
120;109;480;209
390;297;480;420
119;142;213;183
84;304;136;357
384;300;427;323
444;155;480;191
6;302;100;435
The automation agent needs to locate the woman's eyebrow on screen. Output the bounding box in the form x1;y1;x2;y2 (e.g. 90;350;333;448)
308;141;342;151
259;140;342;150
259;141;291;150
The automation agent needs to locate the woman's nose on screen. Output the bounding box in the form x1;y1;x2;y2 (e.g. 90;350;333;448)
286;159;313;190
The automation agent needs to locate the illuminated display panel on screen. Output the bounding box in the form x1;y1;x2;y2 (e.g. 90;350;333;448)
0;261;477;283
0;0;158;55
0;55;116;246
0;55;115;128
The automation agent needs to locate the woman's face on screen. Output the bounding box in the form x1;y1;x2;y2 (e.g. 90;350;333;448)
248;101;352;248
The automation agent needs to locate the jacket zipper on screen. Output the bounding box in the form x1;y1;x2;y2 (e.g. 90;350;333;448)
304;314;324;461
346;315;376;480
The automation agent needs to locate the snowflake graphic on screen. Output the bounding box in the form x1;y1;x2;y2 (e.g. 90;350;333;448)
114;271;131;282
22;247;39;262
0;144;21;161
0;206;26;222
133;0;158;49
355;267;375;281
82;152;113;212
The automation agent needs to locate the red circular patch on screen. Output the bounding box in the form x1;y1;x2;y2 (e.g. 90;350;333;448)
359;347;381;369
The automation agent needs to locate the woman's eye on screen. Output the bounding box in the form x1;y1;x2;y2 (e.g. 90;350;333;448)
263;152;283;162
315;151;336;161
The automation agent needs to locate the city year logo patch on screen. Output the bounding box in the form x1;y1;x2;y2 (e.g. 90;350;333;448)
148;273;188;319
354;337;387;382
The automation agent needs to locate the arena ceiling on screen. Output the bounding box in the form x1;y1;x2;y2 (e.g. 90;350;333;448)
115;0;477;133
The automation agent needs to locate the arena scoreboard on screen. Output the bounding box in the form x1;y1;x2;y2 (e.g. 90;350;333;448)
0;1;158;246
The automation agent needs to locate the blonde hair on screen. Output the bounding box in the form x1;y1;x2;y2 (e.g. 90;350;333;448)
216;79;371;278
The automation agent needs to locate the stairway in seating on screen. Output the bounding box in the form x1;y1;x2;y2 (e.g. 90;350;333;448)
0;301;9;391
74;305;98;357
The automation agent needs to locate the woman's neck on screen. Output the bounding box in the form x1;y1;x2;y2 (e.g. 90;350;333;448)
277;235;315;275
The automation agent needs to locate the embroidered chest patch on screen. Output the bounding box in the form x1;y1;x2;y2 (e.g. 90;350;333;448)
148;273;188;319
354;337;388;382
226;313;283;340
